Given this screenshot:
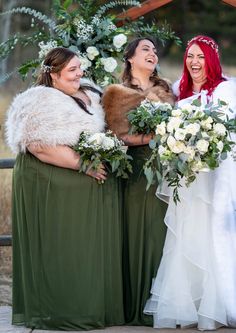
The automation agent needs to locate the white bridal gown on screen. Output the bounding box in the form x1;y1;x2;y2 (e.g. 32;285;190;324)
144;80;236;330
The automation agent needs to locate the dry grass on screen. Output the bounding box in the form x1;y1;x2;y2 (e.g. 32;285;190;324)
0;93;14;234
0;93;14;305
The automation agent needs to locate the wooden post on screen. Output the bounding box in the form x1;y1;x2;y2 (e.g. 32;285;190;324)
0;235;12;246
0;158;15;169
222;0;236;6
116;0;173;26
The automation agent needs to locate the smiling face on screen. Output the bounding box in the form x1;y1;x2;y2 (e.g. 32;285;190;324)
186;43;207;85
50;55;83;96
128;39;158;73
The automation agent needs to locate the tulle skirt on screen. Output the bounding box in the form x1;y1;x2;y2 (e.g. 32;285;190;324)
144;155;236;330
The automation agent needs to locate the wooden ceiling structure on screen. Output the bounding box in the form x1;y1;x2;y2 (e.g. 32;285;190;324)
117;0;236;22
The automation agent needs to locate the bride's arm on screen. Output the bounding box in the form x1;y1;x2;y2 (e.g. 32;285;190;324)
27;144;107;180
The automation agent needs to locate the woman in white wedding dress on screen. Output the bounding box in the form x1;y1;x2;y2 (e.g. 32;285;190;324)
144;35;236;330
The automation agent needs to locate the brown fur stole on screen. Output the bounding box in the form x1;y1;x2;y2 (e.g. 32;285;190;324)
102;84;175;137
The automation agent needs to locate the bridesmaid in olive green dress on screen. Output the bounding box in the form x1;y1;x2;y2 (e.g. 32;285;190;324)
6;47;124;330
102;38;175;326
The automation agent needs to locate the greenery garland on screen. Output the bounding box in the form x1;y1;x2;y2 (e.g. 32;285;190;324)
0;0;181;85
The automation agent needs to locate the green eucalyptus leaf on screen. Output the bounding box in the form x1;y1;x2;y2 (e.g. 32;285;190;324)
63;0;73;9
156;170;163;184
191;99;201;107
149;139;157;150
221;152;228;160
144;167;154;188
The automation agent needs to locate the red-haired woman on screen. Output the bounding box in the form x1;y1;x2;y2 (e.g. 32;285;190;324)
144;36;236;330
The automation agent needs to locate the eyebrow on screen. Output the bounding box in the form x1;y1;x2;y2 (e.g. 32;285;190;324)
68;65;80;69
142;44;157;51
187;52;204;56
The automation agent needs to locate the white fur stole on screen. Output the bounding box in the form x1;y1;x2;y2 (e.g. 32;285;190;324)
5;84;105;153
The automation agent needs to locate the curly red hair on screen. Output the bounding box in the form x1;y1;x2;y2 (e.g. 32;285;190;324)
178;35;225;100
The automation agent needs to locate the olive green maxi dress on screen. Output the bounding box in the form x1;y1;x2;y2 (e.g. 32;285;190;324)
102;83;174;326
6;84;125;330
12;154;124;330
123;145;167;326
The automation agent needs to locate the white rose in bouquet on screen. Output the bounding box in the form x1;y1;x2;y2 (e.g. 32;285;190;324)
102;136;115;149
174;128;186;141
217;141;224;152
201;116;213;130
156;122;166;136
113;33;127;49
184;146;195;160
167;136;185;154
192;160;204;171
167;135;176;149
192;160;210;172
170;141;186;154
86;46;99;60
158;145;167;156
79;56;92;70
171;109;182;117
185;123;201;135
161;134;168;144
101;57;118;73
88;133;105;145
196;139;209;154
167;117;182;133
213;123;227;136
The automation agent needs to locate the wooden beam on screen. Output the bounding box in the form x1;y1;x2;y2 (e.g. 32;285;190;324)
117;0;173;23
222;0;236;6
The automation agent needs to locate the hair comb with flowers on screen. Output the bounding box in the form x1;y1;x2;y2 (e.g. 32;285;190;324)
41;64;53;73
188;36;219;53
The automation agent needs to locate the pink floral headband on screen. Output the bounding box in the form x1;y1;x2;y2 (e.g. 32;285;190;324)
187;36;219;54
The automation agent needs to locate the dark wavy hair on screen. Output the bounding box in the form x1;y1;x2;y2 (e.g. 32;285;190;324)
36;47;101;113
122;37;170;92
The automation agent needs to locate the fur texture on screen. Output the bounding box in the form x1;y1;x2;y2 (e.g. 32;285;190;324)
6;83;105;153
102;84;175;137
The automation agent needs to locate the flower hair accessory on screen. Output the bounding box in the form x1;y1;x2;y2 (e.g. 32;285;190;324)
188;36;219;54
41;64;53;73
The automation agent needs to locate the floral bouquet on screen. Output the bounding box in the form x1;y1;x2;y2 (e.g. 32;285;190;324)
143;99;236;203
73;131;132;180
127;99;173;134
